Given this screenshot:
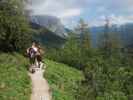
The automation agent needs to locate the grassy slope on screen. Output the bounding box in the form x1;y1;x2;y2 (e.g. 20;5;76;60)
0;53;31;100
44;59;84;100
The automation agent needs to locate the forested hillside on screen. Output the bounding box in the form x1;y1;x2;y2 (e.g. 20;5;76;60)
46;19;133;100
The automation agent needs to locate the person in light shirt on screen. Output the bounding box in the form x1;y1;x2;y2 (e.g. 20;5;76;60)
27;42;39;73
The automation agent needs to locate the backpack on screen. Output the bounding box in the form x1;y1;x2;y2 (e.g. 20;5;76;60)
28;47;37;58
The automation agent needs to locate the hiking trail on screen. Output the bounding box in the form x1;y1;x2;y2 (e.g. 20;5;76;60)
29;66;52;100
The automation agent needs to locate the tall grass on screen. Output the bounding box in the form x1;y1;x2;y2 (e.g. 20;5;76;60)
0;53;31;100
44;59;84;100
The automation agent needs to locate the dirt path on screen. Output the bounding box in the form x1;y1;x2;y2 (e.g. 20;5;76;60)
29;67;52;100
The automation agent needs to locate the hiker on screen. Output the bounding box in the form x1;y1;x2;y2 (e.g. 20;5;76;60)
27;42;44;72
36;45;44;68
27;42;39;73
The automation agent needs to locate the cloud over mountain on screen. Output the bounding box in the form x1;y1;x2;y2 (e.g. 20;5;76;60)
26;0;133;27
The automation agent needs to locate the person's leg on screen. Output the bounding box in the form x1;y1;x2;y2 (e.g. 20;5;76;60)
37;55;43;68
35;57;39;68
29;57;36;73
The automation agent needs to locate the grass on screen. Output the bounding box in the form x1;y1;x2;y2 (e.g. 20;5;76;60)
44;59;84;100
0;53;31;100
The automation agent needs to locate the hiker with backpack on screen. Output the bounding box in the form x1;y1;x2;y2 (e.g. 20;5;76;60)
36;45;44;68
27;42;44;73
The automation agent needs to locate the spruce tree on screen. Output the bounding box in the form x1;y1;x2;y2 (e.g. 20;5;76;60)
75;19;91;49
98;18;121;56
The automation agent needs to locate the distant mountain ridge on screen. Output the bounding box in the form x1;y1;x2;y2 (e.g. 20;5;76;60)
29;15;133;48
30;15;68;38
90;23;133;47
30;20;66;48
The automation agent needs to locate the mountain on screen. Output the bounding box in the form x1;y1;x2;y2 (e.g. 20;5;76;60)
30;15;68;38
90;23;133;48
119;23;133;47
30;22;66;48
90;26;105;47
30;15;133;48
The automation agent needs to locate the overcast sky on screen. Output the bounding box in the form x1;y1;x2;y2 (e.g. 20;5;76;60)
27;0;133;28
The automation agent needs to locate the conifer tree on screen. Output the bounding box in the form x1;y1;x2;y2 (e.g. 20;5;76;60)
75;19;91;49
99;18;121;56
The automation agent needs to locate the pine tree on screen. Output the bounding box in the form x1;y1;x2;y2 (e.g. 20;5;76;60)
98;18;121;56
75;19;91;49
